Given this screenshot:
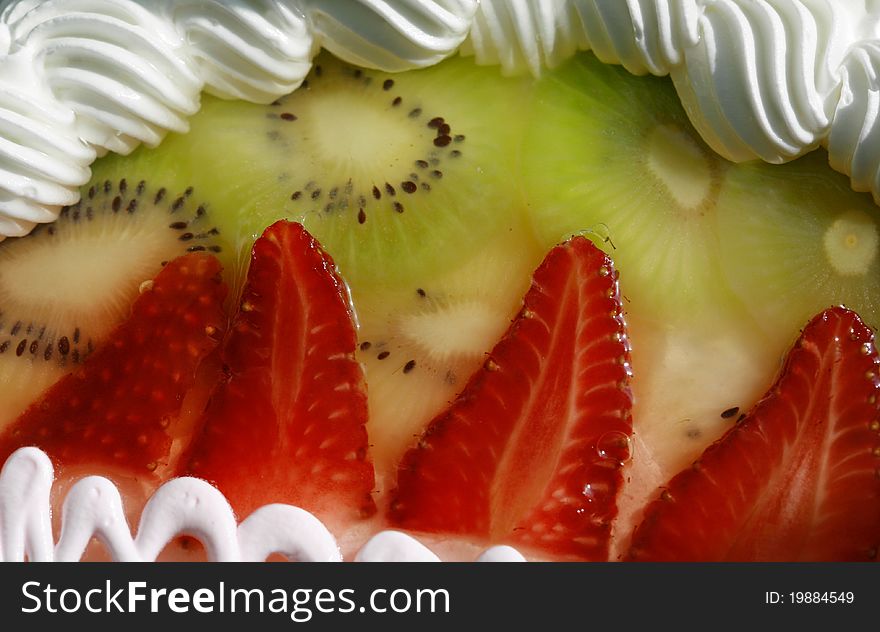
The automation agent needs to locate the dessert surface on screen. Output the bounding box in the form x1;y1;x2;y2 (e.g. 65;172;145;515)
0;1;878;562
2;0;880;240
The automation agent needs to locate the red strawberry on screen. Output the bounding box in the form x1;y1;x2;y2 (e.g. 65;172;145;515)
0;253;227;477
389;236;633;560
627;307;880;561
185;220;375;526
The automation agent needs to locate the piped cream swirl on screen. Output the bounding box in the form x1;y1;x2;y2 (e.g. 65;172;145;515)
166;0;315;103
670;0;855;163
0;447;524;562
461;0;702;77
304;0;477;71
829;37;880;198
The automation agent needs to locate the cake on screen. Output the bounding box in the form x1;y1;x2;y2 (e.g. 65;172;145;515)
0;0;877;562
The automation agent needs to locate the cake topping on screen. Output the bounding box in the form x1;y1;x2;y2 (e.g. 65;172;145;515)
0;0;879;240
390;235;633;561
184;220;377;530
0;0;476;239
0;446;526;561
0;252;228;479
627;307;880;561
3;1;880;240
465;0;880;203
1;1;879;564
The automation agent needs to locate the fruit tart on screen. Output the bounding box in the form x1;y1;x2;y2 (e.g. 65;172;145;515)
0;0;877;562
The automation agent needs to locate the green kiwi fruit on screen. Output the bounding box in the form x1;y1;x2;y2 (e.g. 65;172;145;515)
352;217;543;480
520;52;744;323
128;52;535;290
716;148;879;339
0;178;227;428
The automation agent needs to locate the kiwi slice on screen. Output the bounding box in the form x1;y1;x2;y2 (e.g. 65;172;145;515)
0;178;226;427
520;52;746;323
353;218;544;481
716;149;879;338
140;52;534;289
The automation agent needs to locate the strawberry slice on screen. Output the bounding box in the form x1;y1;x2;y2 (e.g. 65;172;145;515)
627;307;880;561
0;253;227;478
389;236;633;560
185;220;376;526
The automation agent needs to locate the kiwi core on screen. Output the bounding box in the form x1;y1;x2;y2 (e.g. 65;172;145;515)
303;92;424;176
823;209;878;276
1;235;158;315
646;124;712;210
399;300;507;360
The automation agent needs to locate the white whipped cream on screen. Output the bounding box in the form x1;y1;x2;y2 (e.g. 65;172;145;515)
460;0;702;77
0;447;524;562
0;0;476;238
